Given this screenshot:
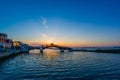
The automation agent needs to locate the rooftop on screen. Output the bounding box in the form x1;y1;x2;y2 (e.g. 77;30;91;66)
0;33;8;37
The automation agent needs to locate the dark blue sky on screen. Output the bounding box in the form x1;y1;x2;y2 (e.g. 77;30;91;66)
0;0;120;46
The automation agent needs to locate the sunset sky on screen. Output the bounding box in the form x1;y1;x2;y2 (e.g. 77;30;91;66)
0;0;120;47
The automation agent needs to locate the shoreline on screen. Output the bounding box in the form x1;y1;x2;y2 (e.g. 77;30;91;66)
1;48;120;61
72;49;120;53
0;49;28;60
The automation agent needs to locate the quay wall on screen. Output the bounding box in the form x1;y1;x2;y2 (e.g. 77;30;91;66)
0;49;28;60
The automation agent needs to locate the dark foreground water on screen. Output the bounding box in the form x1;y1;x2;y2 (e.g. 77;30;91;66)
0;49;120;80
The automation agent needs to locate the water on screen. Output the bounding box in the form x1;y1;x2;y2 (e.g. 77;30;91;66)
0;49;120;80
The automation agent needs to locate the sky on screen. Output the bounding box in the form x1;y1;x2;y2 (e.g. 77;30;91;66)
0;0;120;47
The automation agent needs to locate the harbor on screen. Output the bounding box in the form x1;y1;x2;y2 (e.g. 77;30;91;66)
0;0;120;79
1;32;120;61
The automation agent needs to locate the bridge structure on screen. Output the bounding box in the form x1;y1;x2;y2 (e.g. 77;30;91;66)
29;43;73;53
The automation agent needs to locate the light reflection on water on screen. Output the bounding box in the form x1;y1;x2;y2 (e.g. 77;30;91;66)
0;49;120;80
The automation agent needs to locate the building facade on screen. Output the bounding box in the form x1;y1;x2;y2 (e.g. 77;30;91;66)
0;33;13;49
13;41;29;52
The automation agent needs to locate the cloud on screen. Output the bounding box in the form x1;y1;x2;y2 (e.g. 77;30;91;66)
41;16;48;29
42;18;47;25
40;16;52;45
40;33;57;44
40;33;48;39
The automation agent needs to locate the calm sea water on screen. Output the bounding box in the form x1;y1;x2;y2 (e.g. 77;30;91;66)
0;49;120;80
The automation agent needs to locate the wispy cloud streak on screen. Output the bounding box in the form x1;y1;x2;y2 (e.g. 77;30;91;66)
41;16;48;29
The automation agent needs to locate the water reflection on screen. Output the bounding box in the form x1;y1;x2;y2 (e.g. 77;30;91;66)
1;49;120;80
29;49;61;66
29;49;40;54
43;49;60;61
29;49;60;60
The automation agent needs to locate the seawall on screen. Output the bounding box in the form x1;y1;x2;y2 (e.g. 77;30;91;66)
0;50;28;60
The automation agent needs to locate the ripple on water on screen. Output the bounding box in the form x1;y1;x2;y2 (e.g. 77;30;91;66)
0;50;120;80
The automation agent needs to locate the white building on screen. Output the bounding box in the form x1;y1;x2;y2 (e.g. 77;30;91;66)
13;41;29;52
0;33;12;49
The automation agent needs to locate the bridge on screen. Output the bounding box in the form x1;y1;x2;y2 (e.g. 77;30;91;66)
29;43;73;53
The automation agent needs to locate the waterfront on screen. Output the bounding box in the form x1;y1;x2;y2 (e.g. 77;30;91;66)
0;49;120;80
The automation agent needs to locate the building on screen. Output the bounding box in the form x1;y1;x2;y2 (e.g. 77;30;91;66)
0;33;7;44
13;41;23;47
13;41;29;52
0;33;12;49
6;39;13;48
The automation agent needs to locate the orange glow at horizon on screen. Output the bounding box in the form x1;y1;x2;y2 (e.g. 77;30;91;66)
26;40;120;47
21;33;120;47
